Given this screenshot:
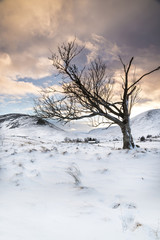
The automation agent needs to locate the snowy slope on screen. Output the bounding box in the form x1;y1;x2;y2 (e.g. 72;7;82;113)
0;113;64;142
131;109;160;137
90;109;160;140
0;113;63;131
0;112;160;240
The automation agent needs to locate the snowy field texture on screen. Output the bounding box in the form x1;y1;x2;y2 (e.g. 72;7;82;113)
0;111;160;240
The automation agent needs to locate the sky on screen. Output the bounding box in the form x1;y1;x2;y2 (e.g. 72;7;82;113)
0;0;160;130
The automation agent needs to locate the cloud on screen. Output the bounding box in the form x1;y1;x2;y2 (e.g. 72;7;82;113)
0;51;43;96
0;0;159;113
83;34;121;63
0;0;76;97
0;76;40;95
0;53;11;65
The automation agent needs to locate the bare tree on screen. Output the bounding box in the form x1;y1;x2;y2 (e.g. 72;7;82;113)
34;40;160;149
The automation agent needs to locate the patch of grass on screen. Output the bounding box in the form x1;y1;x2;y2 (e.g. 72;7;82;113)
66;164;81;186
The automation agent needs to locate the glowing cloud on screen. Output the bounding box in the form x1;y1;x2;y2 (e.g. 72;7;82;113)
0;0;159;115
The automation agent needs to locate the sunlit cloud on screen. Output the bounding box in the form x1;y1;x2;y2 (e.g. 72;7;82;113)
0;0;159;117
0;76;40;95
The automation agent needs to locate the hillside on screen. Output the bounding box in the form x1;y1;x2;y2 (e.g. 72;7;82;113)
131;109;160;137
0;113;62;130
0;113;64;142
90;109;160;140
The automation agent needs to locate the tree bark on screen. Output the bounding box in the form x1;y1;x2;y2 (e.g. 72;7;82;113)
120;120;135;149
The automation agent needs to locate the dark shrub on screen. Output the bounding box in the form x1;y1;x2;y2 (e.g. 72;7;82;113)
64;137;71;142
140;136;145;142
146;135;152;138
84;137;99;143
37;118;46;125
64;137;99;143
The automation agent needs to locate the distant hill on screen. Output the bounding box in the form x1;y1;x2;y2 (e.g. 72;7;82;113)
0;113;63;131
89;109;160;140
0;110;160;140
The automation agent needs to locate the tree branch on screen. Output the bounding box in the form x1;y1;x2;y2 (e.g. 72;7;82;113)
128;66;160;91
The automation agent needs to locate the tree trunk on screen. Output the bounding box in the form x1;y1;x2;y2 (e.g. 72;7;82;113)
120;120;135;149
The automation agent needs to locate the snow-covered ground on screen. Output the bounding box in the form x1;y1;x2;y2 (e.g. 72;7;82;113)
0;112;160;240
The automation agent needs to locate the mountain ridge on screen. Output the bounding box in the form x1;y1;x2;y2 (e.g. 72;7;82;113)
0;113;63;131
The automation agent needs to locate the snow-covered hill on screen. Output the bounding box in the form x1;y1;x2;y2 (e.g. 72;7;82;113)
0;113;62;131
131;109;160;137
90;109;160;140
0;113;64;142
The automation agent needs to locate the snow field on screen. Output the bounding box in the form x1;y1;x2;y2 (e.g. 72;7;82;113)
0;127;160;240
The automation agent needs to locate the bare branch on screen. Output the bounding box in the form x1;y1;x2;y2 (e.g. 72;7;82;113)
128;86;136;97
128;66;160;91
119;56;126;73
126;57;134;74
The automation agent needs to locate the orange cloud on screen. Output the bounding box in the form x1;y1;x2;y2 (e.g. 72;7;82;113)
0;76;40;95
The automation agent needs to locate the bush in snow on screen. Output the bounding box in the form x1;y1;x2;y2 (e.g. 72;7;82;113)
64;137;99;144
64;137;71;143
64;137;83;143
84;137;99;143
146;134;152;138
37;118;46;125
140;136;146;142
